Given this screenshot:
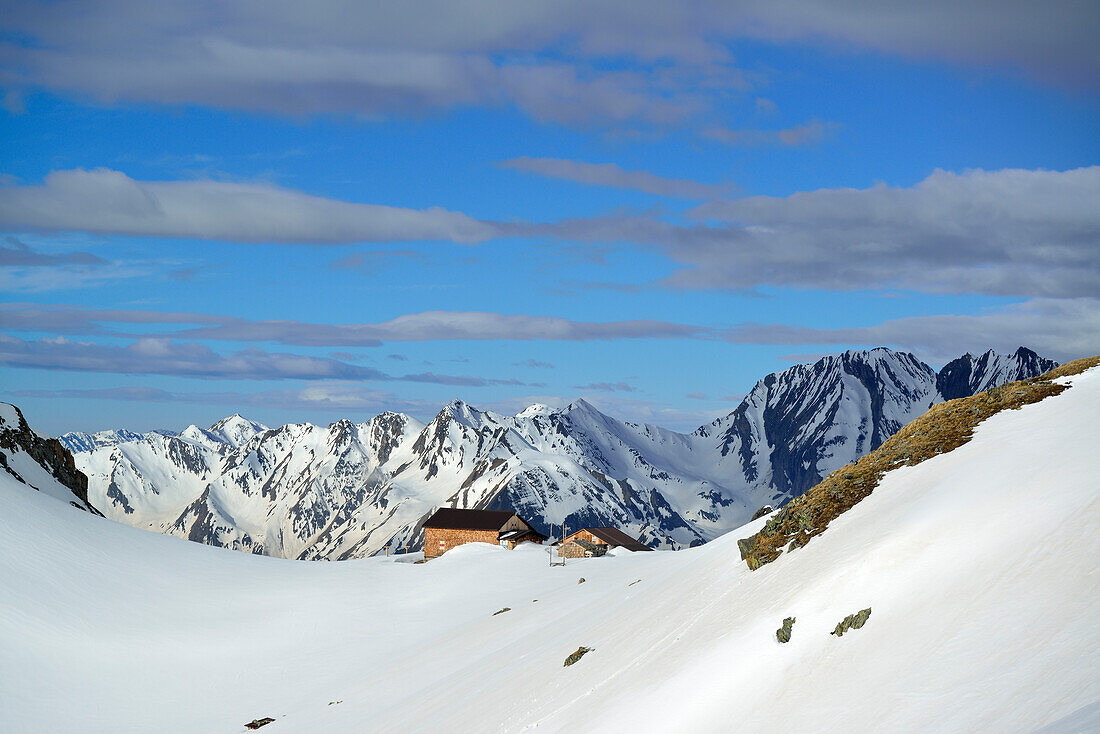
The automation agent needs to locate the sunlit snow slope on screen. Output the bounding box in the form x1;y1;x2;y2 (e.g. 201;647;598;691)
2;366;1097;734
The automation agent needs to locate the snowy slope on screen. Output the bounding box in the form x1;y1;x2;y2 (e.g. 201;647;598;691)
64;347;1056;559
2;364;1096;733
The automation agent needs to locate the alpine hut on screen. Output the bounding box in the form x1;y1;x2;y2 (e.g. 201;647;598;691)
560;527;652;558
422;508;547;559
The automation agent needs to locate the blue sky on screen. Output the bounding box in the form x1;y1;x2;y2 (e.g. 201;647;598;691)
1;1;1098;434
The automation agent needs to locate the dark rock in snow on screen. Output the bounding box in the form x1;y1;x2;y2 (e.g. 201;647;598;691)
245;717;275;729
564;646;593;666
751;504;774;520
776;616;796;643
832;608;872;637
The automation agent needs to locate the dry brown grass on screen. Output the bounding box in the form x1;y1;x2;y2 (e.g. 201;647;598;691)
738;355;1100;571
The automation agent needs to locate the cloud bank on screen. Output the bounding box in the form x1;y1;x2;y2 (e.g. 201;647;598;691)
545;166;1100;299
2;0;1093;129
717;298;1100;365
0;305;708;345
0;333;541;386
10;384;443;419
6;297;1096;365
5;166;1095;302
500;157;729;199
0;168;494;243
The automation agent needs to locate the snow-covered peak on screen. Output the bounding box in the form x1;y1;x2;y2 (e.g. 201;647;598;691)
58;428;148;453
562;398;608;422
516;403;554;418
207;414;268;448
178;424;219;446
936;347;1057;400
175;415;269;450
441;398;488;429
693;346;1051;505
0;401;22;428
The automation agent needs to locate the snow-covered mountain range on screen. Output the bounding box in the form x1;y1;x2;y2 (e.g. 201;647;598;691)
57;346;1056;558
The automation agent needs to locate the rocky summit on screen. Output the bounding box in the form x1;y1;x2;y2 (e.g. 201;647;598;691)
0;403;100;515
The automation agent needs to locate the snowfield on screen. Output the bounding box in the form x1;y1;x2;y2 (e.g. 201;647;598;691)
2;367;1098;733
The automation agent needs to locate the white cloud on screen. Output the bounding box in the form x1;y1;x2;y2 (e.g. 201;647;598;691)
0;168;495;243
0;236;156;292
4;295;1098;366
500;157;729;199
545;166;1100;299
0;332;544;386
4;1;1093;127
10;383;443;419
0;305;709;345
718;298;1100;364
703;120;837;147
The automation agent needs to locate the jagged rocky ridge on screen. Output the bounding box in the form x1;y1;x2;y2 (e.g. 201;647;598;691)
737;355;1096;571
1;402;101;514
694;346;1056;507
58;347;1055;558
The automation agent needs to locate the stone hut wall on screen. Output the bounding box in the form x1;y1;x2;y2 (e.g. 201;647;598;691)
560;541;588;559
424;527;499;558
560;540;605;558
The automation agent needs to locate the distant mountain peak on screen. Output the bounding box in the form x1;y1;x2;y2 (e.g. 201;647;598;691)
936;347;1056;401
516;403;554;418
440;398;493;430
564;397;600;414
203;414;268;448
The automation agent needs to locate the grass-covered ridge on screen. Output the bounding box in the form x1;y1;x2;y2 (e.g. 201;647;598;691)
738;355;1100;571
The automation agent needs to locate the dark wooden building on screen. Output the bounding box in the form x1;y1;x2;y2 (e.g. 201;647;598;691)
560;527;652;558
422;508;547;559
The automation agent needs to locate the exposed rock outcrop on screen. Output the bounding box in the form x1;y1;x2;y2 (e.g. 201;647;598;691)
0;403;101;515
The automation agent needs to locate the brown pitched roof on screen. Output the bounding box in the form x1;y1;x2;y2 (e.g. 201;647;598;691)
422;507;516;530
585;527;652;551
565;537;600;552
